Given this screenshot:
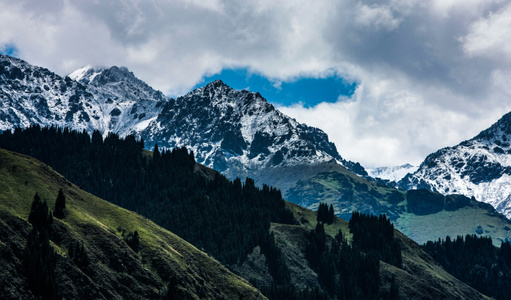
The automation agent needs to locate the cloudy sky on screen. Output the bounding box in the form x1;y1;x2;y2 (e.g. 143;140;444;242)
2;0;511;168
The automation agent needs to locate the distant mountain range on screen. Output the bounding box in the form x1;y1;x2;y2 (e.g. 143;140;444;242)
0;54;365;178
5;53;511;299
0;54;369;208
367;164;418;182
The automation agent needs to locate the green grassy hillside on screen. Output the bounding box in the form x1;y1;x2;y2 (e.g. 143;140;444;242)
281;202;490;299
0;149;264;299
282;161;511;245
0;128;496;299
232;200;489;299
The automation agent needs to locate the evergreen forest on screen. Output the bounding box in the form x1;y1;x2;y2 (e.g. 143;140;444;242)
0;126;405;299
0;125;295;267
304;212;400;299
423;234;511;300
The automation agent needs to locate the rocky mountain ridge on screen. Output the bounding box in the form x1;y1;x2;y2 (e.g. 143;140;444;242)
140;79;365;178
0;54;365;181
399;111;511;218
0;56;167;137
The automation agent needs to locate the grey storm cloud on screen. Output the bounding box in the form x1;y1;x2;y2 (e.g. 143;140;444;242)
2;0;511;167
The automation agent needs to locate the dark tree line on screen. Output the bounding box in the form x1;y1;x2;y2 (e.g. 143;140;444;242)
0;126;295;269
303;212;401;299
349;212;402;268
423;235;511;300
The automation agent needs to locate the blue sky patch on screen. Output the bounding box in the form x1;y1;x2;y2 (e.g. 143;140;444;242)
196;68;356;107
0;44;19;57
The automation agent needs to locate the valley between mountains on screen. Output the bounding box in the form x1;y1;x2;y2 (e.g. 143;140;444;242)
2;53;511;299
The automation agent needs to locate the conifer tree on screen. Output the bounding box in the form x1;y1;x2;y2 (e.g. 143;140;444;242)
28;193;50;228
328;204;335;224
54;189;66;219
124;230;140;253
153;143;160;159
24;193;60;299
91;130;103;146
317;203;334;224
131;230;140;252
317;203;326;223
69;241;89;271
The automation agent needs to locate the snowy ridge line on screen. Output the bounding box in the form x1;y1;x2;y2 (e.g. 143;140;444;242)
0;54;367;184
399;111;511;219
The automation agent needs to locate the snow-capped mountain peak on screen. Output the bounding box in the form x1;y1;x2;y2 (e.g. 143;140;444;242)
399;111;511;218
0;55;167;136
0;54;92;131
139;79;365;179
68;65;102;83
0;54;367;186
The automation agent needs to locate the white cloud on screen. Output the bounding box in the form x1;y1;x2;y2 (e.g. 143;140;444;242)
354;4;402;30
280;78;510;168
462;3;511;63
2;0;511;168
430;0;504;19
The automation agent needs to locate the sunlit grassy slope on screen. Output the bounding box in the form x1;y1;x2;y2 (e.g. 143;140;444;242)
0;149;264;299
0;147;492;299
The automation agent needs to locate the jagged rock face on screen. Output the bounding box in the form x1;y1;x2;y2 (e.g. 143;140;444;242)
0;54;366;181
68;65;168;135
0;55;167;136
140;80;354;177
399;111;511;218
0;55;94;131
